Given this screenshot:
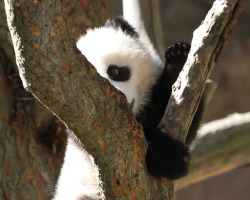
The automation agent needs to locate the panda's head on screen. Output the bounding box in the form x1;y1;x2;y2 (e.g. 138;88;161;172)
77;18;162;115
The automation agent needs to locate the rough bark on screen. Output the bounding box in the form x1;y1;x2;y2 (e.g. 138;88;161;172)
3;0;246;199
0;48;64;200
1;0;109;199
4;0;159;199
177;112;250;190
159;0;247;143
0;0;108;64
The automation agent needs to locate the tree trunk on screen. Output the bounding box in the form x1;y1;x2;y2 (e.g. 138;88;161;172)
0;48;63;200
0;0;109;199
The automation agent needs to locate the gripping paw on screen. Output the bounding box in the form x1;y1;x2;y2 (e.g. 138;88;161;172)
146;132;190;180
165;42;190;64
165;42;191;80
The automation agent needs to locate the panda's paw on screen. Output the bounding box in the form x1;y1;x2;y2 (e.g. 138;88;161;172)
146;131;190;180
165;42;190;79
165;42;190;64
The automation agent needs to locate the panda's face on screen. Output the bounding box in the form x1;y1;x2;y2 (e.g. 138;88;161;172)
77;24;161;115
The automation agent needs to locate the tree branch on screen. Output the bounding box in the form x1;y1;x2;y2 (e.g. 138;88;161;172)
159;0;247;142
4;0;159;199
177;112;250;190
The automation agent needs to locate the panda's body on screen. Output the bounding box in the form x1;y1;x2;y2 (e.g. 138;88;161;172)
53;18;203;200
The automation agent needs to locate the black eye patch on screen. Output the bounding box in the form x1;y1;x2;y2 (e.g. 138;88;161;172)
107;65;131;82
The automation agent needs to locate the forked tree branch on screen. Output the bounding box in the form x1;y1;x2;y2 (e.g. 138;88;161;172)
159;0;247;142
4;0;156;199
4;0;246;199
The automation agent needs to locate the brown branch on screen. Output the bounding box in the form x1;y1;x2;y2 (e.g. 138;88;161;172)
0;0;110;133
4;0;159;199
177;112;250;190
159;0;247;142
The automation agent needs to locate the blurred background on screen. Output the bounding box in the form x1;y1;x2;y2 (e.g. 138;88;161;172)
110;0;250;199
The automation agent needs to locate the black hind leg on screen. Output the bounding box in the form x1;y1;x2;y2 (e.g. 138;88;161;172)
165;42;190;80
144;126;190;180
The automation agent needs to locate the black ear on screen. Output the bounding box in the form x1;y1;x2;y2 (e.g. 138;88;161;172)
105;17;139;38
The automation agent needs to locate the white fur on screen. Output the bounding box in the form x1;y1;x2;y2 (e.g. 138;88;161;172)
54;23;162;200
77;26;162;115
53;131;104;200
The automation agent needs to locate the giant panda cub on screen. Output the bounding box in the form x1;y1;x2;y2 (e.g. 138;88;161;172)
53;17;203;200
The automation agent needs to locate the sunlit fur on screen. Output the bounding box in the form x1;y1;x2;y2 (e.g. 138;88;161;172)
77;26;162;115
53;132;103;200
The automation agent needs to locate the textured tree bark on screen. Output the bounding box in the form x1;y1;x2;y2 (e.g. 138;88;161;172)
0;49;63;200
1;0;110;199
4;0;160;199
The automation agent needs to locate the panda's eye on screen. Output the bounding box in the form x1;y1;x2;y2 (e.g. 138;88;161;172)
109;66;120;77
107;65;131;82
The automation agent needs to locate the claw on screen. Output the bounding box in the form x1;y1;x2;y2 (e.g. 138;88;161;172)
164;42;191;78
